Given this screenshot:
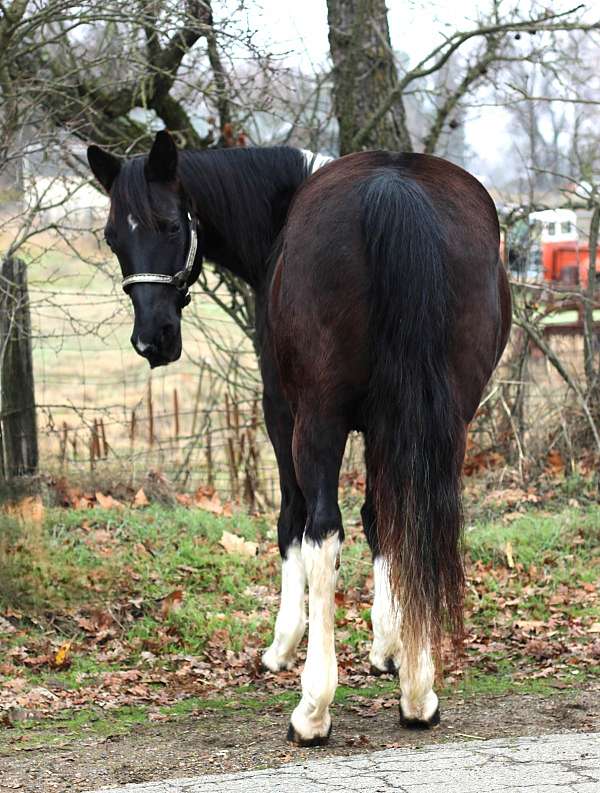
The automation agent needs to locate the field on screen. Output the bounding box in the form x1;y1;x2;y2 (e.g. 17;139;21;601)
0;481;598;790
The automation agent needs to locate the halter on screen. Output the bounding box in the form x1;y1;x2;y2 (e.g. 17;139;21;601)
121;212;199;295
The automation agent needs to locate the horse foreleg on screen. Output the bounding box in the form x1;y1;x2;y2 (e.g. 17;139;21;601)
262;391;307;673
262;540;306;672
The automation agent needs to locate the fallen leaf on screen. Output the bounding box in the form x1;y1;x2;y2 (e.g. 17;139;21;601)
161;589;184;619
51;641;72;670
588;623;600;634
194;486;223;514
133;488;149;508
219;531;258;557
0;616;16;635
5;496;44;525
95;491;124;510
505;541;515;569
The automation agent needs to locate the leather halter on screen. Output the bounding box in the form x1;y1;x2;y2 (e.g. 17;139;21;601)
121;212;199;295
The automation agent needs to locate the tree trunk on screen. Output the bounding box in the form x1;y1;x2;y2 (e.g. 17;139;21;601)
0;257;38;478
327;0;412;155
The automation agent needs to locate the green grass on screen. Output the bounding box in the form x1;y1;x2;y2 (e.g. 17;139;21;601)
466;507;600;568
1;499;598;751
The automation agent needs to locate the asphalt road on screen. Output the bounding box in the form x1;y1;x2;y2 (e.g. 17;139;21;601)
87;731;600;792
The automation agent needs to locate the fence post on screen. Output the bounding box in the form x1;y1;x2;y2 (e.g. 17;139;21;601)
0;256;38;478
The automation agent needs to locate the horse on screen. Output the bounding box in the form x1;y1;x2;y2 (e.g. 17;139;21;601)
87;131;511;746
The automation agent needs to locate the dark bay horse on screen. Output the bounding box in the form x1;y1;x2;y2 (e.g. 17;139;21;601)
88;131;511;745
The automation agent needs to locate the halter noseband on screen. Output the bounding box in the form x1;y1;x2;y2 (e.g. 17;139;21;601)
121;212;199;297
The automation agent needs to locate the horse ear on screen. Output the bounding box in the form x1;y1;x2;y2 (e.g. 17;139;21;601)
87;146;121;193
147;130;178;183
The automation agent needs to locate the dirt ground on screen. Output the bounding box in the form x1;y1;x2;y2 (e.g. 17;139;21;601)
0;684;598;793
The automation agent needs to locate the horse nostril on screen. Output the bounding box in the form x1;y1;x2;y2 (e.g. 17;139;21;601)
132;335;154;356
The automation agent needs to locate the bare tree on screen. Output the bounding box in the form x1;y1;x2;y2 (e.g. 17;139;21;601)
326;1;600;157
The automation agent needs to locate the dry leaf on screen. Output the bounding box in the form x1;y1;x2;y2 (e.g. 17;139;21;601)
133;488;149;508
88;529;112;545
0;616;16;636
5;496;44;526
588;623;600;634
95;491;124;510
161;589;184;619
51;641;72;670
505;541;515;569
219;530;258;557
194;486;223;514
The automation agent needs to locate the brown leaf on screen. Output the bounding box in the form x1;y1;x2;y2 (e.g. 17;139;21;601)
219;530;258;557
133;488;149;508
546;449;565;474
194;486;223;514
5;496;44;525
161;589;184;619
588;622;600;634
504;541;515;569
87;529;113;545
95;491;124;510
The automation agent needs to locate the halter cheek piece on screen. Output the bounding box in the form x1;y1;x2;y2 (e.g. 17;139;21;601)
121;212;199;305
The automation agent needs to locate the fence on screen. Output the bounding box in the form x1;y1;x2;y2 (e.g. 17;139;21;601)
1;219;598;504
0;257;38;477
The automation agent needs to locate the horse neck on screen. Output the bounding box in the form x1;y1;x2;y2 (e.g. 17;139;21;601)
180;147;308;289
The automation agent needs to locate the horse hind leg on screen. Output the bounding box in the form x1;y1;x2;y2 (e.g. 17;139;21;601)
361;492;402;675
363;483;438;726
287;410;348;746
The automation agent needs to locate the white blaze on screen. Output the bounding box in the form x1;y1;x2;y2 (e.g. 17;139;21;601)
127;213;139;232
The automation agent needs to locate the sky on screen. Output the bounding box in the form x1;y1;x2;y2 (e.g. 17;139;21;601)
234;0;514;176
227;0;592;184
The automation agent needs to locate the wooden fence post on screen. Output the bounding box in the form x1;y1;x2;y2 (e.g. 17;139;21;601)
0;257;38;478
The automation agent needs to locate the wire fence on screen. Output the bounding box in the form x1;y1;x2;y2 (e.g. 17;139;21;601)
2;219;599;504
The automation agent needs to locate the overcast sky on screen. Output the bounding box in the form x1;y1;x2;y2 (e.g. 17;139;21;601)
224;0;590;185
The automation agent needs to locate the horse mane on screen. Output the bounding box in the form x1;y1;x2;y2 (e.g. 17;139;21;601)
110;146;310;282
180;147;309;279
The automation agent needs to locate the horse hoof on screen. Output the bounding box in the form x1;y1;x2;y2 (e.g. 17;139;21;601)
399;703;440;730
286;721;332;747
370;657;397;676
261;649;294;673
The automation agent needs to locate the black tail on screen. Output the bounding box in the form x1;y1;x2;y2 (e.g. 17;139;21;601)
359;169;464;673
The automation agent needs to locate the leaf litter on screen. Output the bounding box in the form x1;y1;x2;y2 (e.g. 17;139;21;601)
0;480;598;727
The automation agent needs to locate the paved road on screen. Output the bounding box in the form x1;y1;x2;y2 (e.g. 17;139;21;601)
88;732;600;793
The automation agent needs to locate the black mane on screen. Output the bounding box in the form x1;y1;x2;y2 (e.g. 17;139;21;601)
111;146;310;287
180;147;309;285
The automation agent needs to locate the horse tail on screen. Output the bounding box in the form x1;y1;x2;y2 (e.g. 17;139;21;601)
358;169;464;674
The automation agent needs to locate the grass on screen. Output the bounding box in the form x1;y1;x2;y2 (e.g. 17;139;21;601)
0;496;599;750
